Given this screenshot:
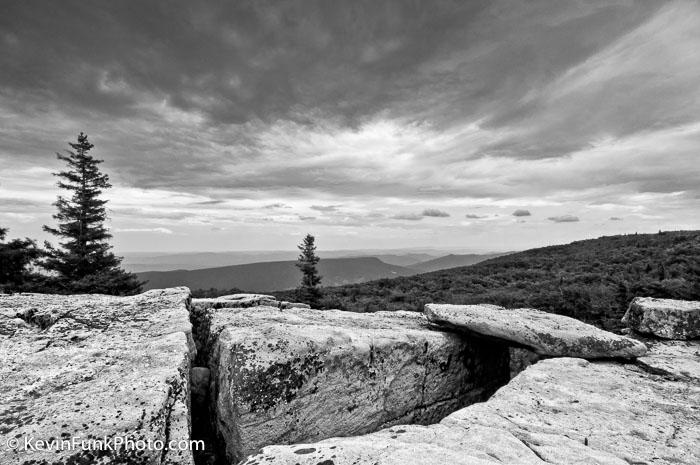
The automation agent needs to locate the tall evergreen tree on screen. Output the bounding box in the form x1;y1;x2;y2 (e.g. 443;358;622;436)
43;132;142;295
296;234;322;307
0;227;43;292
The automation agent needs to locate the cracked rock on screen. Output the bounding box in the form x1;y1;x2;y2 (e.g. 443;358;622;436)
0;287;196;465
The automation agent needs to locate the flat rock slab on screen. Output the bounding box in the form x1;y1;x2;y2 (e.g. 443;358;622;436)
425;303;647;358
244;343;700;465
623;297;700;340
0;287;195;465
201;306;510;463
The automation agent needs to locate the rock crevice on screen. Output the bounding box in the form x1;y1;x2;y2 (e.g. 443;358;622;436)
190;295;512;464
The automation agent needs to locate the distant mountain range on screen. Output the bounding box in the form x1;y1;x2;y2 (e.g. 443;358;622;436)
137;257;417;292
121;248;494;272
136;253;504;292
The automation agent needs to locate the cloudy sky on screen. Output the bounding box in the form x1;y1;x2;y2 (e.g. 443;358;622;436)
1;0;699;253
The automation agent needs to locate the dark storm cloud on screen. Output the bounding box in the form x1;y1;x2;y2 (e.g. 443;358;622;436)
0;0;491;125
512;209;531;217
465;214;485;219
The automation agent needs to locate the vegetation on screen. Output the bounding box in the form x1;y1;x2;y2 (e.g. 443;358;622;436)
41;133;141;295
191;287;245;298
295;234;322;306
275;231;700;332
0;228;44;292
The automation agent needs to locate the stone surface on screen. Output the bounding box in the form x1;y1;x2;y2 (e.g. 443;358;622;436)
635;338;700;382
200;306;510;463
508;347;540;379
0;287;196;465
623;297;700;340
193;293;279;309
425;303;647;358
243;343;700;465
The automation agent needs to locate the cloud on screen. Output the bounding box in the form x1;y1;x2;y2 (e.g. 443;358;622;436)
1;1;699;251
392;213;424;221
422;209;450;218
194;199;226;205
263;203;291;209
609;216;623;221
392;209;450;221
465;213;485;219
115;227;174;234
311;205;340;212
548;215;580;223
512;209;531;217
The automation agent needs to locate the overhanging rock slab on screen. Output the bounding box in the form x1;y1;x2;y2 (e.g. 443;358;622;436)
425;303;647;358
0;287;196;465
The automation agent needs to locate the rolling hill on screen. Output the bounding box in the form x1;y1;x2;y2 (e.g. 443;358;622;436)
274;231;700;332
137;257;418;293
409;253;507;273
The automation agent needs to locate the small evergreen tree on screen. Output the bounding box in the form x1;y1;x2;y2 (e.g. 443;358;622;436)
42;132;142;295
0;227;43;293
296;234;322;307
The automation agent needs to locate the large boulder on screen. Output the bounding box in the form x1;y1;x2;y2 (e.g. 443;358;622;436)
199;306;510;463
0;288;196;465
623;297;700;340
243;342;700;465
425;303;647;358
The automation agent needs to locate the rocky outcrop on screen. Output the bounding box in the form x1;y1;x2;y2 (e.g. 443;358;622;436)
0;288;196;465
623;297;700;340
192;294;310;311
425;303;647;358
243;340;700;465
198;305;510;463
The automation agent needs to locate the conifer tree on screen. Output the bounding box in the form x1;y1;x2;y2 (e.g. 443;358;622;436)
0;227;43;292
296;234;322;307
43;132;141;295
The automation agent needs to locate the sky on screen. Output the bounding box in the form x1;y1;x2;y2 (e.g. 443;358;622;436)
1;0;699;253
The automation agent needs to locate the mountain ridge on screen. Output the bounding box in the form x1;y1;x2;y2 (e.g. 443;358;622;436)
137;256;418;293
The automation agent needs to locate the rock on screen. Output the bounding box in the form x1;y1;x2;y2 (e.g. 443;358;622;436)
623;297;700;340
200;306;510;463
508;347;540;379
280;301;311;309
244;344;700;465
425;303;647;358
635;339;700;382
192;294;312;312
0;287;196;465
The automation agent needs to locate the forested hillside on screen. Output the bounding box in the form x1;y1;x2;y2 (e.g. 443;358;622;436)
275;231;700;332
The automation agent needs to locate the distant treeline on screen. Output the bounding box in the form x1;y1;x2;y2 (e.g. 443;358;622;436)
272;231;700;332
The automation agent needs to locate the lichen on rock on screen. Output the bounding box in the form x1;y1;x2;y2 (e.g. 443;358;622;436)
0;287;196;465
